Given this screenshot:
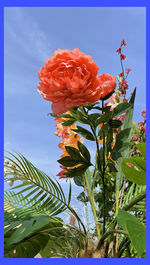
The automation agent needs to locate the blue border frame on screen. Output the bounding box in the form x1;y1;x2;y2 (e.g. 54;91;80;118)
0;0;149;264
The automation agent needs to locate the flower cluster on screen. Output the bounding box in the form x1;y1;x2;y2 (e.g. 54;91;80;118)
116;40;131;95
37;48;116;115
54;114;84;178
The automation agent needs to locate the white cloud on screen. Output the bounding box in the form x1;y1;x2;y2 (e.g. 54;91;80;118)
5;7;52;63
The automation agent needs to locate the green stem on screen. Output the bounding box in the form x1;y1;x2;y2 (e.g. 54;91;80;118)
123;192;146;211
118;239;131;258
102;99;106;234
84;173;101;240
84;183;90;233
96;229;128;250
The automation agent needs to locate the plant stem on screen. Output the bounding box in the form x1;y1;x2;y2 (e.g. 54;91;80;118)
84;183;90;233
102;99;106;234
123;192;146;211
84;173;101;240
96;229;128;250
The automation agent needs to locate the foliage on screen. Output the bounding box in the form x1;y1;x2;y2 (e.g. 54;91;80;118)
4;40;146;258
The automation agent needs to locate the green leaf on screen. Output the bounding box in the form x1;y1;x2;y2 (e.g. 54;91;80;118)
74;175;84;187
70;109;89;124
113;102;132;118
126;220;146;257
136;143;146;159
65;146;83;161
77;192;89;203
77;141;91;162
5;233;49;258
115;88;136;200
121;157;146;185
65;165;89;178
62;118;76;126
117;209;141;229
96;111;112;126
98;124;109;138
5;215;52;246
109;119;122;128
58;156;82;167
48;113;72;119
129;88;136;104
72;126;95;141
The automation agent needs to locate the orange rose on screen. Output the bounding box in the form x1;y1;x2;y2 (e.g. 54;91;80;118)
98;74;116;99
37;48;102;115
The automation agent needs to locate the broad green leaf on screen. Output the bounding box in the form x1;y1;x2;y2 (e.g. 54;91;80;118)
126;220;146;257
136;143;146;159
5;233;49;258
117;208;141;229
121;157;146;185
5;215;53;246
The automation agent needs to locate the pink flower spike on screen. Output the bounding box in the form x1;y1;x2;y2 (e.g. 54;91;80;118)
123;98;128;102
119;72;124;77
122;40;127;46
140;126;146;131
141;109;146;118
132;135;138;141
126;68;131;74
120;54;126;60
116;47;121;53
138;122;144;126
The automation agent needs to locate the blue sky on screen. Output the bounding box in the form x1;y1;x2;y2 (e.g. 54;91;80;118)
4;7;146;222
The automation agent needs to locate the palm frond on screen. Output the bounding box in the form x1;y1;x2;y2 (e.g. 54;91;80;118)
5;152;70;216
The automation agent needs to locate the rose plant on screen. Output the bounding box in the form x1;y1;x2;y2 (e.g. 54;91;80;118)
4;41;146;258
